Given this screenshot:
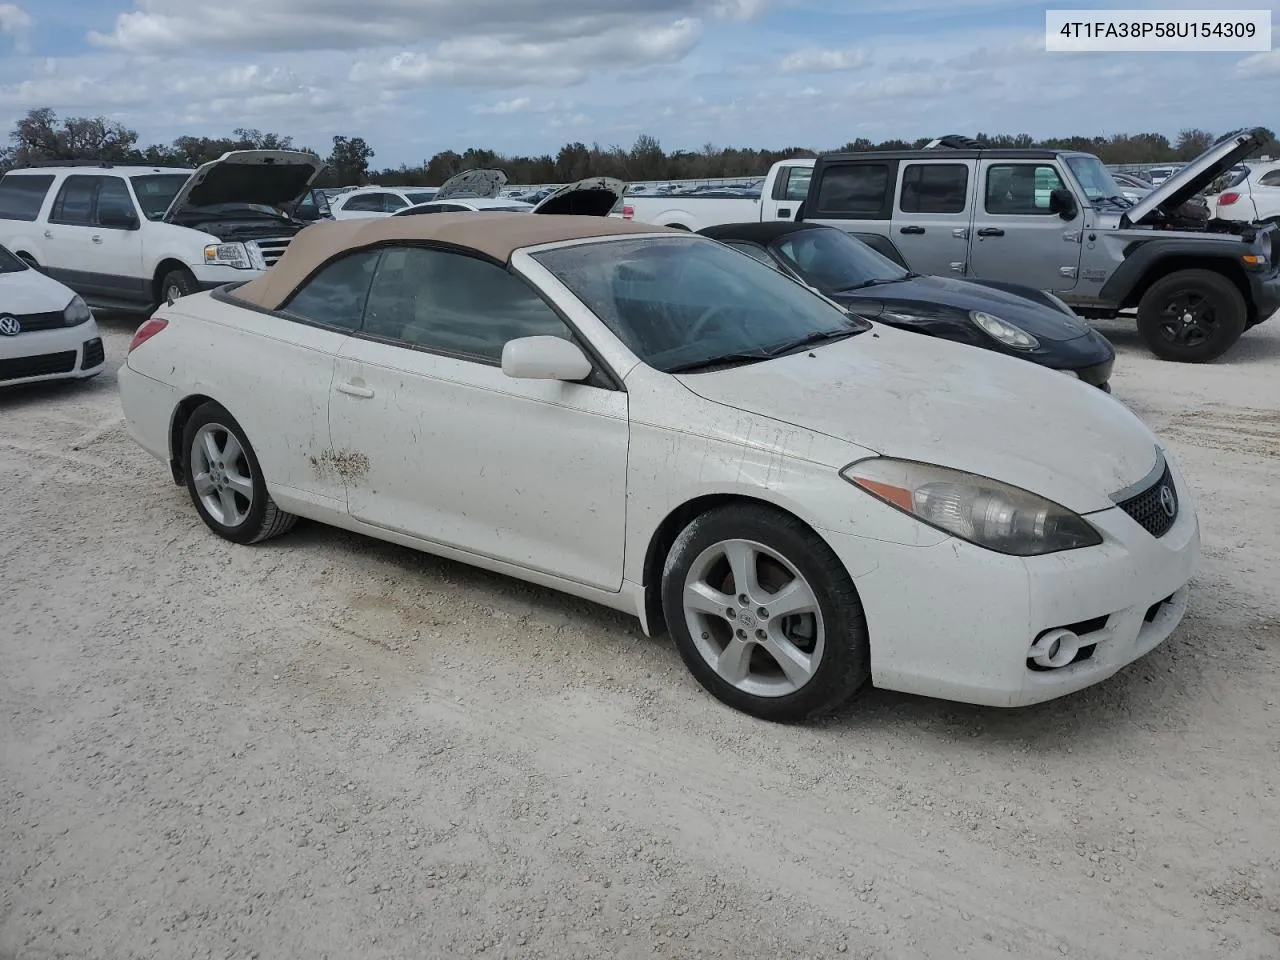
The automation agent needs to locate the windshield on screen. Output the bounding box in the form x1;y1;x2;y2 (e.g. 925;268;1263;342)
130;174;191;220
0;243;27;274
1065;156;1126;201
531;235;869;373
770;227;909;293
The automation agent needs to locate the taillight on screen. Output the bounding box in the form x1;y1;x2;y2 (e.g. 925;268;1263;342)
129;317;168;353
622;205;634;220
1218;192;1240;206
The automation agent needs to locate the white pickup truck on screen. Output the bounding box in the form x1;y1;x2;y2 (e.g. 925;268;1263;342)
611;158;814;231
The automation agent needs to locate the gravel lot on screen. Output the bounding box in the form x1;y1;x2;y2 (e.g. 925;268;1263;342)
3;311;1278;960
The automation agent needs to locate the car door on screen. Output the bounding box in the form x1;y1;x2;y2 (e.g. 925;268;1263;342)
968;160;1083;292
41;176;100;295
327;244;629;591
890;160;975;276
760;165;812;222
89;176;147;303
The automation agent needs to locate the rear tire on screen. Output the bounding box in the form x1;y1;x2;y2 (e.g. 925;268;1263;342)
661;503;870;722
1136;269;1246;363
181;402;298;545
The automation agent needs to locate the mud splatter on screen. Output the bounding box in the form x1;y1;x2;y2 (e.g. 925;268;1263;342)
310;449;371;481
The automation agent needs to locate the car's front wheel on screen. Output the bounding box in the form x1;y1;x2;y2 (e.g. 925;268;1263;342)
181;402;298;545
1136;269;1246;362
160;267;199;305
661;503;870;722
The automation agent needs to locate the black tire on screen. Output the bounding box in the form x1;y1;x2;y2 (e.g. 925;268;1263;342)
660;503;870;722
181;402;298;545
1136;269;1247;363
159;267;200;305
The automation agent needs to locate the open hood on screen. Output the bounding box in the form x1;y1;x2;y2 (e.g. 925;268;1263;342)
530;177;627;217
163;150;325;221
435;168;508;201
1122;128;1263;227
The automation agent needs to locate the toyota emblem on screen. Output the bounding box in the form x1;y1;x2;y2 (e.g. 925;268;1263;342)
0;314;21;336
1158;484;1176;518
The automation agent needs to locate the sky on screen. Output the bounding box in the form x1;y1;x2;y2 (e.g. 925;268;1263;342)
0;0;1278;167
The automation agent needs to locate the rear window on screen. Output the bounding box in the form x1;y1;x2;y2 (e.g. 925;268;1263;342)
0;174;54;221
404;191;437;205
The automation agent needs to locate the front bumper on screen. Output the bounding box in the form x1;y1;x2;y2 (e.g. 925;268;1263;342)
0;321;105;387
1247;264;1280;323
189;261;266;292
816;454;1200;707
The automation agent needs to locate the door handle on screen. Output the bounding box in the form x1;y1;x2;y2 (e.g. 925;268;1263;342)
976;227;1005;238
91;235;103;244
777;208;791;218
899;225;925;235
337;381;375;399
43;230;53;239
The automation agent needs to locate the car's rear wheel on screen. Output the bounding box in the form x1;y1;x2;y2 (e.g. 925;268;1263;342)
1136;269;1246;363
661;503;870;722
160;267;199;305
181;402;297;545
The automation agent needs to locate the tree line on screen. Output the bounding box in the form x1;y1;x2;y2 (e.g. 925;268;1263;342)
2;107;1275;187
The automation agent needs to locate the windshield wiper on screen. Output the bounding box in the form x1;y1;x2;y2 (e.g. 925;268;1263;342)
666;351;773;374
764;327;864;356
835;277;906;292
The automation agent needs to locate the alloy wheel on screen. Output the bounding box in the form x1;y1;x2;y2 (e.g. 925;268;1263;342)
190;423;254;527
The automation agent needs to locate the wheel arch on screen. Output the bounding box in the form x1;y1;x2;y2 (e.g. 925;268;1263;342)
152;258;194;303
1113;255;1254;323
168;393;219;485
639;492;843;638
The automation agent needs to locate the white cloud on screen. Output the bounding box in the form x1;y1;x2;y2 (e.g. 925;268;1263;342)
779;46;869;73
0;2;31;53
1237;50;1280;77
349;18;701;89
473;97;534;115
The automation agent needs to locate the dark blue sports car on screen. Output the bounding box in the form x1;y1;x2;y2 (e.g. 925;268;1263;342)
697;221;1115;390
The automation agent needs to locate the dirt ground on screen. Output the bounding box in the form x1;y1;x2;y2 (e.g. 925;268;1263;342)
2;311;1278;960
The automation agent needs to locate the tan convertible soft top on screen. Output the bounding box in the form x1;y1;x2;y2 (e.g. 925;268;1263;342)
232;212;672;310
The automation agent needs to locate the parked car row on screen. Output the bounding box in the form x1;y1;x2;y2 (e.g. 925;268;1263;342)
116;211;1201;722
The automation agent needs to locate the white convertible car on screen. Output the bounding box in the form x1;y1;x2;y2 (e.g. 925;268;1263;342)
118;214;1200;721
1;243;105;387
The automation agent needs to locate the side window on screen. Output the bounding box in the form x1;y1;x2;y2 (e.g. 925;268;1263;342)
725;242;779;269
382;194;409;212
0;174;54;221
49;176;99;226
280;249;382;330
95;177;138;226
362;246;574;363
985;164;1065;215
899;163;969;214
1258;170;1280;187
771;167;813;203
813;164;892;219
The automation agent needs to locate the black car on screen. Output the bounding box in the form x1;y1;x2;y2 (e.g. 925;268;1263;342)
697;222;1116;390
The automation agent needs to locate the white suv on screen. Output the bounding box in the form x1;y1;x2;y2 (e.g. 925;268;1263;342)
0;150;324;312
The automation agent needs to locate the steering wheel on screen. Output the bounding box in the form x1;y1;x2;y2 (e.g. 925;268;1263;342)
687;304;735;342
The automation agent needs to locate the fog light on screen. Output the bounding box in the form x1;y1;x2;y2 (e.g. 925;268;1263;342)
1028;628;1080;669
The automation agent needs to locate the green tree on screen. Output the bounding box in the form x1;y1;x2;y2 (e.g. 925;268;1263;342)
327;135;375;185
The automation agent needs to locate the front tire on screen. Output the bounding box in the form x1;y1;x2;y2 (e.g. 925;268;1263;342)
1136;269;1246;363
160;267;199;305
181;402;297;545
661;503;870;722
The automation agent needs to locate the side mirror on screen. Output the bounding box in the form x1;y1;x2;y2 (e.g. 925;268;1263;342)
100;210;140;231
501;336;593;381
1049;188;1078;221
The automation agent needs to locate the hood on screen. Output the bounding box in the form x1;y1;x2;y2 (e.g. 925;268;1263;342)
0;262;78;314
674;324;1159;514
530;177;627;217
1122;128;1263;227
436;168;508;201
833;274;1094;343
163;150;324;221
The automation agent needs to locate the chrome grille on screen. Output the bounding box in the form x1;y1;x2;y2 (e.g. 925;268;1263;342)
251;237;293;268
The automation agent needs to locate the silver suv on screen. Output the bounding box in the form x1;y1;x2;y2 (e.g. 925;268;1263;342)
800;129;1278;363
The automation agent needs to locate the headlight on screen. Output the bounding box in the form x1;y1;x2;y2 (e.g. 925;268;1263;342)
1040;291;1078;317
840;458;1102;556
970;311;1039;350
204;242;253;270
63;295;92;327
